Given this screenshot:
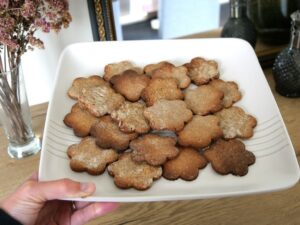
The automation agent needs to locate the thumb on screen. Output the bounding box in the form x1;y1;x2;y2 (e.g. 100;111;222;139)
28;179;96;201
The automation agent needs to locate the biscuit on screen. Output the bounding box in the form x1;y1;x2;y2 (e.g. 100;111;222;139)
184;57;219;85
177;115;223;149
163;147;207;181
203;139;255;176
78;86;125;117
151;64;191;88
108;152;162;190
104;61;143;81
90;116;138;151
143;99;193;132
111;101;150;134
210;79;242;108
141;77;184;106
110;70;150;101
215;106;257;139
130;134;179;166
67;75;108;100
67;137;118;175
184;85;224;115
144;61;174;76
63;103;99;137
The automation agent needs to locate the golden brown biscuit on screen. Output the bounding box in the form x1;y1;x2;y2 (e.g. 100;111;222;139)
104;61;143;81
210;79;242;108
177;115;223;149
67;75;108;100
203;139;255;176
90;116;138;151
163;147;207;181
63;103;99;137
184;85;224;115
108;152;162;190
151;64;191;88
141;77;184;106
78;86;125;117
215;106;257;139
67;137;118;175
111;101;150;134
130;134;179;166
110;69;150;101
143;99;193;132
144;61;174;76
184;57;219;85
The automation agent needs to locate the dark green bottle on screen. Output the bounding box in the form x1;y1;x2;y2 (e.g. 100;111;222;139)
221;0;257;48
248;0;299;45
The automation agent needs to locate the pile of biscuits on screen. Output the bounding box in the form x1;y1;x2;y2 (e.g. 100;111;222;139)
64;57;257;190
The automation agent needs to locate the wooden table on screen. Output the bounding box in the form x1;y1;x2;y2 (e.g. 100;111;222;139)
1;37;300;224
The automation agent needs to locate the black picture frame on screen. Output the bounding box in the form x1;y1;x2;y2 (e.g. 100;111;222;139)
87;0;116;41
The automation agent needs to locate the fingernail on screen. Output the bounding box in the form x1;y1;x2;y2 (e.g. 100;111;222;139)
80;182;95;193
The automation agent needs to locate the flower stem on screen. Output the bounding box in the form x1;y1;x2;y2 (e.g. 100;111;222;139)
0;68;31;145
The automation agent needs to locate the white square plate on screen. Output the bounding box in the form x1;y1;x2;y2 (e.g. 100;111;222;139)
39;39;299;202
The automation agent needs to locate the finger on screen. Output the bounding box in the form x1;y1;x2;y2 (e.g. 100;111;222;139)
71;202;118;225
75;201;92;210
26;171;38;181
25;179;96;201
29;172;38;180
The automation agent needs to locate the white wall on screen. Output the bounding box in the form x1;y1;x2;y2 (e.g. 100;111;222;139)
21;1;93;106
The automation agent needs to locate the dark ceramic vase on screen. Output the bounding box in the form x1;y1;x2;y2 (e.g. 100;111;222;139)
272;10;300;97
221;0;257;48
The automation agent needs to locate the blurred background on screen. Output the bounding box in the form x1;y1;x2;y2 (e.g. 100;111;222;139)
117;0;229;40
23;0;298;106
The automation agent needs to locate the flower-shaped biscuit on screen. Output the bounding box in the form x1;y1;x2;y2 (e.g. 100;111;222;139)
67;75;108;100
142;77;184;106
184;57;219;85
203;139;256;176
111;101;150;134
108;153;162;190
67;137;118;175
63;103;99;137
163;147;207;181
210;79;242;108
90;116;138;151
151;63;191;88
130;134;179;166
177;115;223;149
184;85;224;115
143;99;193;132
78;86;125;117
144;61;173;76
215;106;257;139
110;69;150;101
104;61;143;81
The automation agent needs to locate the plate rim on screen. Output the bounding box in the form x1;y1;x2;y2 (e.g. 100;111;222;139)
38;39;300;201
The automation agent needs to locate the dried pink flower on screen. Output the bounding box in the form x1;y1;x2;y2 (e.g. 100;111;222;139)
0;0;9;9
0;17;15;31
34;18;51;33
21;0;38;18
28;35;44;49
0;29;19;49
0;0;71;55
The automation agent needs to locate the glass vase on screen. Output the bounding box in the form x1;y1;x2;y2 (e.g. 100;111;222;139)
0;63;41;158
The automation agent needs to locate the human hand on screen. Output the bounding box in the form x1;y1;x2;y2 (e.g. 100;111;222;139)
0;172;118;225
